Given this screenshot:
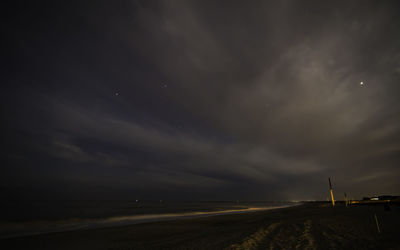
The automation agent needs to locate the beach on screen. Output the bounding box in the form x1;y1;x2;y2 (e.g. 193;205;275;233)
1;203;399;249
4;0;400;249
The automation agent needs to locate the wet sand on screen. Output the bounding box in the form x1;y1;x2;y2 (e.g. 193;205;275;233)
1;203;399;249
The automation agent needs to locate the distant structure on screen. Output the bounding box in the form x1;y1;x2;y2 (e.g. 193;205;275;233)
362;195;400;201
329;177;335;207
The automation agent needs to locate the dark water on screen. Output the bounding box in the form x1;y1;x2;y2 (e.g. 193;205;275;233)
0;200;298;239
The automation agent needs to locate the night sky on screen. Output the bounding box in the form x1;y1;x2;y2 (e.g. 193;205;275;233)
2;0;400;201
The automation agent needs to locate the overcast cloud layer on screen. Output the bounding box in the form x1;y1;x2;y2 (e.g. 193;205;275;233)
2;0;400;201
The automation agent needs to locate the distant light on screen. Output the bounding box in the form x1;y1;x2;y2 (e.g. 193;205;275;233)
360;81;364;85
115;92;119;96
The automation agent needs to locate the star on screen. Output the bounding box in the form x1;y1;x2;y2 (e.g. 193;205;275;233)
115;92;119;96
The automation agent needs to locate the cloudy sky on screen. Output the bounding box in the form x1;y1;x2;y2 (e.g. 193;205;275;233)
3;0;400;201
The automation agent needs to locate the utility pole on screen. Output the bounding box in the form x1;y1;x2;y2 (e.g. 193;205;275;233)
329;177;335;207
344;192;348;207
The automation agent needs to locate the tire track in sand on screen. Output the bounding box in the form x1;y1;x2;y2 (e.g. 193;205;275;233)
295;220;316;250
226;220;317;250
263;220;316;250
226;222;281;250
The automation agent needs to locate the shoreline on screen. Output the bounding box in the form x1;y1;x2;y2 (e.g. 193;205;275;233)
1;204;295;240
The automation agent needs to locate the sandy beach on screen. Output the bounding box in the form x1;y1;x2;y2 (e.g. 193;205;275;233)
1;203;399;250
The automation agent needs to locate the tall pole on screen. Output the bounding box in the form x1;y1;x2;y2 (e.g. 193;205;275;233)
329;177;335;207
344;192;348;207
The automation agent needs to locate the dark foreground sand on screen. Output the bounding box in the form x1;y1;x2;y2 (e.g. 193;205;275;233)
1;203;399;250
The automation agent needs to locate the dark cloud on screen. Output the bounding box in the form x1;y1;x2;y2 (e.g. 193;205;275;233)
2;0;400;201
